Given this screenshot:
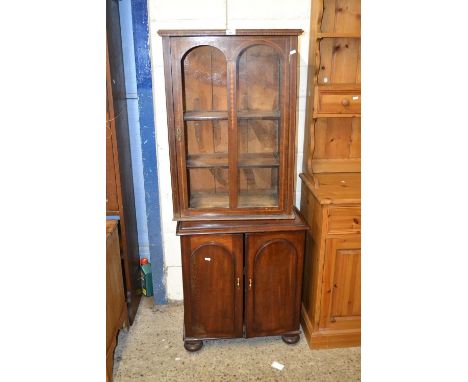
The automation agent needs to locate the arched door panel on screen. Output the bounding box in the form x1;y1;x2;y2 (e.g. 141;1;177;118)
181;234;243;339
245;231;305;337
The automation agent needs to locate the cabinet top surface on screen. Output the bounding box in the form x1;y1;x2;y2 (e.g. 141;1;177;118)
300;173;361;205
158;29;303;37
177;208;308;235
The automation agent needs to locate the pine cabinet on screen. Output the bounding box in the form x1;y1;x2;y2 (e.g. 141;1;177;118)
299;0;361;349
159;29;302;221
320;237;361;331
178;212;307;351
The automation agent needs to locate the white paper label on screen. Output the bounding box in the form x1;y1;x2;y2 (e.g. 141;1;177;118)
323;77;329;83
352;96;359;100
204;257;211;261
226;29;236;35
289;49;297;55
271;361;284;371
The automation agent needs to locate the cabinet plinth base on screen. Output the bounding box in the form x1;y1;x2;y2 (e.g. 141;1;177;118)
281;334;300;345
184;340;203;352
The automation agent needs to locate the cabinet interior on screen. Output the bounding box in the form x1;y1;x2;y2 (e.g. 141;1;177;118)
182;44;282;210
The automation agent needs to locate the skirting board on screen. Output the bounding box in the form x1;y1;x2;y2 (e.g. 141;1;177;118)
300;303;361;349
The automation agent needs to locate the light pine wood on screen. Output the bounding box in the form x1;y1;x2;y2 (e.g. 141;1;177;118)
314;85;361;117
311;158;361;173
321;0;361;35
300;172;360;205
300;0;360;349
300;179;361;348
318;39;361;85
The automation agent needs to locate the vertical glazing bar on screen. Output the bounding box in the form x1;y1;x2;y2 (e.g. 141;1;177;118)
227;59;238;208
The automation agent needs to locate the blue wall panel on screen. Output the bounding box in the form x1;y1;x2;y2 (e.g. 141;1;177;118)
131;0;167;304
118;0;150;260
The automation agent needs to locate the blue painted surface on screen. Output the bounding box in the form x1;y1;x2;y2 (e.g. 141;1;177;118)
118;0;150;260
131;0;167;304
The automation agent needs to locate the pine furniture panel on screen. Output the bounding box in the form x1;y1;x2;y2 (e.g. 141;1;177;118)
300;0;360;349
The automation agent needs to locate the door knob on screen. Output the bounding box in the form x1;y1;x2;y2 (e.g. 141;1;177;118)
341;98;350;107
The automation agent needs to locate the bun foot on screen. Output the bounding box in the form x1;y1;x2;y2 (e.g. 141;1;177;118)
281;334;300;345
184;340;203;352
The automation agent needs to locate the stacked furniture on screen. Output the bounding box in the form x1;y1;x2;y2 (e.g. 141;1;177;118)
300;0;361;348
106;221;128;382
106;0;141;324
159;29;308;351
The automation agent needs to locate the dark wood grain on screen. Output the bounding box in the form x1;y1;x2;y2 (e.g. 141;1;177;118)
160;30;301;220
106;221;128;382
181;234;243;339
245;231;305;338
158;29;303;37
107;0;141;324
177;207;308;235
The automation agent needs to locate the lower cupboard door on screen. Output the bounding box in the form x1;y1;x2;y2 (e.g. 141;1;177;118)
245;231;305;337
319;237;361;331
181;234;243;339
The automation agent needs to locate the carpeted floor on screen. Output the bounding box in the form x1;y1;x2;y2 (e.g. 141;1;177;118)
113;297;360;381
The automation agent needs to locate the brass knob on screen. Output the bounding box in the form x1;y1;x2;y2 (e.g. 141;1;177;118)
249;278;252;290
236;277;240;289
341;98;350;107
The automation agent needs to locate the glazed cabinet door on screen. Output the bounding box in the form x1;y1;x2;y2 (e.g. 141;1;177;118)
320;237;361;331
164;34;297;220
245;231;305;337
181;234;243;339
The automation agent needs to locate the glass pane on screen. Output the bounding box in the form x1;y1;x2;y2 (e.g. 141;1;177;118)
237;45;281;208
183;46;227;112
237;45;280;112
238;167;278;208
182;46;228;209
186;120;228;167
189;168;229;209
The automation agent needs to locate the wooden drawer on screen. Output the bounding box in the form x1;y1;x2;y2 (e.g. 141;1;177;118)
315;86;361;116
327;206;360;234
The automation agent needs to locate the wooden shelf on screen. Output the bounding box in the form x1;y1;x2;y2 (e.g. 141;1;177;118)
187;152;279;168
317;32;360;39
184;111;228;121
190;192;229;209
187;153;228;168
239;190;278;208
184;110;280;121
313;113;360;118
239;153;279;167
189;190;278;209
238;110;280;120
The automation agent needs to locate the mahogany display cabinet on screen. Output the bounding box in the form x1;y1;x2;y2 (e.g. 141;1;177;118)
159;29;308;351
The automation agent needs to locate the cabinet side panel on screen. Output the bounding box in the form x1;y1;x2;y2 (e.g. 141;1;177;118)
162;37;181;218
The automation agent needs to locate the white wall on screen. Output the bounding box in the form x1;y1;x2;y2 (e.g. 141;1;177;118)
148;0;311;300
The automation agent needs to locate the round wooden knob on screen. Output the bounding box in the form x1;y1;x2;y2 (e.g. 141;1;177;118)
341;98;350;107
